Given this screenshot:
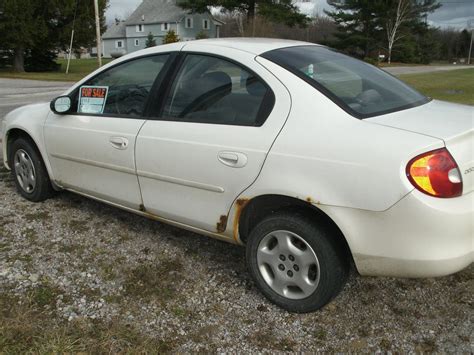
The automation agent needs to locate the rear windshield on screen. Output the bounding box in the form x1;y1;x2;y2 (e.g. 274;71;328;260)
261;46;429;118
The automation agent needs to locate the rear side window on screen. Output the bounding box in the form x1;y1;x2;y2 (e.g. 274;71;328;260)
261;46;429;118
162;54;274;126
74;54;169;117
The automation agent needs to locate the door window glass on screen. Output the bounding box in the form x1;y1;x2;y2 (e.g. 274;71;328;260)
75;55;169;117
162;54;273;126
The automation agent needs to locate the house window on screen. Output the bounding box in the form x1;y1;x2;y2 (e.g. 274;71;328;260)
185;17;193;29
116;40;123;49
136;24;144;32
202;19;210;30
161;23;169;31
134;39;140;46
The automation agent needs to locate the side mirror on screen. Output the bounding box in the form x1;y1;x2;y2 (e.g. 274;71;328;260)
50;96;72;114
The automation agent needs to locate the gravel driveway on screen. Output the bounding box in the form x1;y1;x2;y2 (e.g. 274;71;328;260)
0;153;472;351
0;77;473;352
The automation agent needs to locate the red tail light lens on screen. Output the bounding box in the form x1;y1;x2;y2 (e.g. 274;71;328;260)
406;148;462;198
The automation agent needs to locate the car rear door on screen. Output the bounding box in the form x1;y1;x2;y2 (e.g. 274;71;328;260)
44;54;172;209
135;45;291;232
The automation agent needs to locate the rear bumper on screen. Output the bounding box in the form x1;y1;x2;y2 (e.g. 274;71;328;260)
328;190;473;277
353;250;472;278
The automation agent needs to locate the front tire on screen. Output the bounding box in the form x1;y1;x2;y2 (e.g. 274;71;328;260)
9;137;54;202
246;211;349;313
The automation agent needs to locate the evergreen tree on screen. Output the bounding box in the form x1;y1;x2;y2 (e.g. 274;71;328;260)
326;0;440;61
146;32;157;47
178;0;308;27
0;0;108;72
163;30;180;44
325;0;385;58
195;30;209;39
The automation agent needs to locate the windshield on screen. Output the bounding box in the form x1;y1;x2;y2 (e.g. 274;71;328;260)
261;46;429;118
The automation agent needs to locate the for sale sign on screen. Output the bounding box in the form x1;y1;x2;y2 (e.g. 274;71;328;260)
78;86;109;114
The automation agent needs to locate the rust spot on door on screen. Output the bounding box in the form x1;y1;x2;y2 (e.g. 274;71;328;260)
216;215;228;233
233;198;250;242
306;197;320;205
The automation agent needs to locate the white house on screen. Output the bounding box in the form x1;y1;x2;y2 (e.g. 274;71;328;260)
102;0;224;58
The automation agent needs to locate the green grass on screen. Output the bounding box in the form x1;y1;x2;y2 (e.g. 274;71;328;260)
398;68;474;105
0;292;176;353
0;58;113;82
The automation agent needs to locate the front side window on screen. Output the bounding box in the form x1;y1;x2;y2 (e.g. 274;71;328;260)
134;39;139;46
116;40;123;49
203;19;209;30
161;23;169;31
74;55;169;117
136;24;144;32
162;54;273;126
261;46;429;118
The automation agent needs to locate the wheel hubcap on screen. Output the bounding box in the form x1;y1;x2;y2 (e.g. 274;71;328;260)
257;230;320;300
14;149;36;193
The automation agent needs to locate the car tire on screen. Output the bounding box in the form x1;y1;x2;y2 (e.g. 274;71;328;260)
246;211;349;313
9;137;54;202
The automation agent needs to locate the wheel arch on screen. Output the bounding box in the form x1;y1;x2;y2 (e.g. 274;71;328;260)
6;128;39;164
5;128;57;189
236;194;355;268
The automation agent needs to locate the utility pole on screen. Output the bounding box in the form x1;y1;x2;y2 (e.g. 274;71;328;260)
94;0;102;67
66;0;79;74
468;20;474;65
66;29;75;74
469;29;473;65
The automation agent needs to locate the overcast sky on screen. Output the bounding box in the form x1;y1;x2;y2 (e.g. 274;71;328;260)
106;0;474;30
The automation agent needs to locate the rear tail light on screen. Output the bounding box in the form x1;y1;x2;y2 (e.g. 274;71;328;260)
406;148;462;198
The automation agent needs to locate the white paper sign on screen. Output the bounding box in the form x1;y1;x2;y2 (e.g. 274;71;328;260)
78;86;109;114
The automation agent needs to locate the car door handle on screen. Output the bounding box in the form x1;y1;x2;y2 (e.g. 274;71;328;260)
218;151;248;168
109;136;129;150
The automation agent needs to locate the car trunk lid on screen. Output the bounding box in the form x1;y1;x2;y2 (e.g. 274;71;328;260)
368;100;473;194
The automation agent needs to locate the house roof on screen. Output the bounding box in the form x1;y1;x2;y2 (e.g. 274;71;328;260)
125;0;188;25
102;21;127;39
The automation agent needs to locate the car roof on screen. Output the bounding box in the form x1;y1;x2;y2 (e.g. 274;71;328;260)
182;38;317;55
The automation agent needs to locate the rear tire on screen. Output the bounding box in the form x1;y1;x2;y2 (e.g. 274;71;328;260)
9;137;54;202
246;211;349;313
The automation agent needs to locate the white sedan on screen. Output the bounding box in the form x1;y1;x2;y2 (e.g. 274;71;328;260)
2;39;473;312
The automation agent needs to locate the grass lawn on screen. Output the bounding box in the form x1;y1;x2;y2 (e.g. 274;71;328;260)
398;68;474;105
0;58;113;82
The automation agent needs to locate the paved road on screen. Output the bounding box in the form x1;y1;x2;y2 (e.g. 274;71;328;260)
0;78;73;129
383;64;472;75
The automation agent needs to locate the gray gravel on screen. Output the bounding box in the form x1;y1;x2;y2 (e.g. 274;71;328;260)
0;155;472;352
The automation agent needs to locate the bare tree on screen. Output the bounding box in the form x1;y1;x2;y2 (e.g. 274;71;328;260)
386;0;411;64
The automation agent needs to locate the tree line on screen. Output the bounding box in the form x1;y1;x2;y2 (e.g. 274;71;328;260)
0;0;108;72
205;0;471;64
0;0;471;73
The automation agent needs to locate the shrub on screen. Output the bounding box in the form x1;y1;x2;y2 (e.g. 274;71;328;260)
195;30;209;40
162;30;179;44
363;57;378;66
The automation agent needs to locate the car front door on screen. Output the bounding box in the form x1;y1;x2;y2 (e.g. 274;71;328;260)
135;46;291;232
44;54;171;209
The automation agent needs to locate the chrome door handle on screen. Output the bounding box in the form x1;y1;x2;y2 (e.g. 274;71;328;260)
218;151;248;168
109;136;129;150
